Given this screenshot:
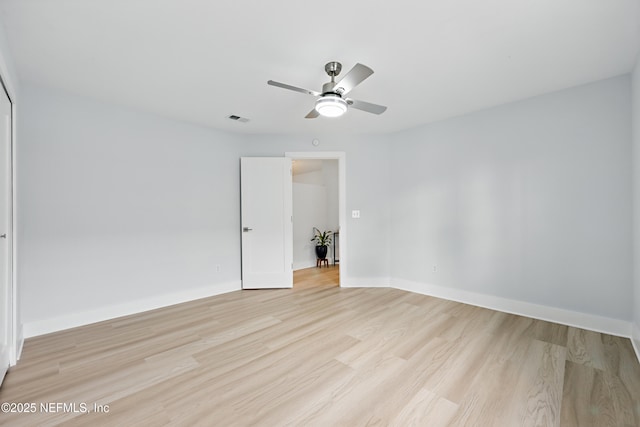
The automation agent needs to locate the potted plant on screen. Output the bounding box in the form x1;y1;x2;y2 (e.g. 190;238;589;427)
311;227;332;260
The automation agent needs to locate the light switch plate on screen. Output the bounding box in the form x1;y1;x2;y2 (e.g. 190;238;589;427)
352;210;360;219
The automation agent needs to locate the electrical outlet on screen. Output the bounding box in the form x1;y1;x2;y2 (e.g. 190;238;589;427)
352;210;361;219
432;265;437;273
215;264;221;273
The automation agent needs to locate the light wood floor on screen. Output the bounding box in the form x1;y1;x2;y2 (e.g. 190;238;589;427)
1;282;640;426
293;264;339;289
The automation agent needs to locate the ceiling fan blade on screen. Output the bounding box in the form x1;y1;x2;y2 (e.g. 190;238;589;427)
268;80;321;97
346;99;387;115
333;63;374;95
305;108;319;119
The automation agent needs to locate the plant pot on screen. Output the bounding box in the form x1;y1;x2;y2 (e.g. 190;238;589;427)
315;245;328;260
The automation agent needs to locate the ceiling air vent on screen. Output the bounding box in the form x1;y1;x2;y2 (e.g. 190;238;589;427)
228;115;249;123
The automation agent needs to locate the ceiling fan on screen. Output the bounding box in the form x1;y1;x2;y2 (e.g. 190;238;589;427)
267;61;387;118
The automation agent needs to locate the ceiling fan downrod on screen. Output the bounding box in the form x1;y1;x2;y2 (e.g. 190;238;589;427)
323;61;342;94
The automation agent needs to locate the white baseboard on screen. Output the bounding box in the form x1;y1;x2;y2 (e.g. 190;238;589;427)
23;281;241;338
16;337;23;362
293;262;317;271
392;278;632;338
11;325;23;365
342;276;390;288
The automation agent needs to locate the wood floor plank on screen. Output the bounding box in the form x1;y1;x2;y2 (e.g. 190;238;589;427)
364;336;457;424
1;267;640;426
561;361;617;426
421;332;498;403
391;387;459;427
567;328;607;370
515;339;566;426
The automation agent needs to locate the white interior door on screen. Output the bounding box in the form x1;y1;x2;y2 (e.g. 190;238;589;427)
0;86;11;385
241;157;292;289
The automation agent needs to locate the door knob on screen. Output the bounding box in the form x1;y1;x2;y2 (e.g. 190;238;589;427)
0;234;6;239
243;227;253;232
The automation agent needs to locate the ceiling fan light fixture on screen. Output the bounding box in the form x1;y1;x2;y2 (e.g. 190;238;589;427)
315;94;347;117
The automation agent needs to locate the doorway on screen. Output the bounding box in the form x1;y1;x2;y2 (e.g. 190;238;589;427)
286;152;345;288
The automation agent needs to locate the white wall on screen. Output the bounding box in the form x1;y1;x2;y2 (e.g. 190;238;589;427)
390;76;633;324
633;55;640;348
19;85;245;336
16;74;636;339
292;167;322;185
293;182;327;269
292;160;339;233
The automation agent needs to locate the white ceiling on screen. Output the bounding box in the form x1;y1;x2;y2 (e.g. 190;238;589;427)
292;160;323;176
0;0;638;135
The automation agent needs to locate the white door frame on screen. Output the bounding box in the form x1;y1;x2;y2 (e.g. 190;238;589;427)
0;74;15;369
8;90;16;365
285;152;345;286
